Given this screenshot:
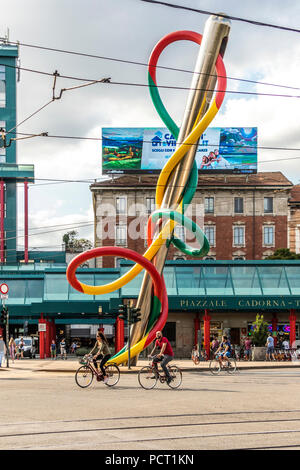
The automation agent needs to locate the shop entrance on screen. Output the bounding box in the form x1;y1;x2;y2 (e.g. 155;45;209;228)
230;328;240;346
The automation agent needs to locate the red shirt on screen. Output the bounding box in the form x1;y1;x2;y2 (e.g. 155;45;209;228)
155;337;174;356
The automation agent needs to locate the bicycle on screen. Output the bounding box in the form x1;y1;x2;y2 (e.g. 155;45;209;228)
75;354;120;388
209;353;237;375
191;349;209;364
138;356;182;389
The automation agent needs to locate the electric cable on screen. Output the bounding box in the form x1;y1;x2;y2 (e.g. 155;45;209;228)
140;0;300;34
1;61;300;100
12;130;300;155
1;39;300;92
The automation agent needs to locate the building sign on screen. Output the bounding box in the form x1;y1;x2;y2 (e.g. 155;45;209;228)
102;127;257;174
175;297;300;310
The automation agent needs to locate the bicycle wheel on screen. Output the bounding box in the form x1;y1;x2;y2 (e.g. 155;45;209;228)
167;366;182;389
226;357;237;374
138;366;158;389
209;359;221;375
75;365;94;388
104;364;120;387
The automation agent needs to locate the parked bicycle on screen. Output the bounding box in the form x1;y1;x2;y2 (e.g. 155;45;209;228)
75;354;120;388
209;353;237;375
138;356;182;389
191;348;208;365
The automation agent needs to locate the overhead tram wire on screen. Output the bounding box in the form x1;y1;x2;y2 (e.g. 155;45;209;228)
0;61;298;148
1;61;300;101
5;72;111;138
2;222;95;244
11;132;300;154
1;39;300;92
140;0;300;34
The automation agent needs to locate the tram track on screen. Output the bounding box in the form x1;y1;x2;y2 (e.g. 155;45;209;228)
1;408;300;428
2;368;300;450
2;411;300;450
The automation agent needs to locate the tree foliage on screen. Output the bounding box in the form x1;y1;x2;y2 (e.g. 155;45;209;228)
266;248;300;260
251;314;269;346
62;230;92;252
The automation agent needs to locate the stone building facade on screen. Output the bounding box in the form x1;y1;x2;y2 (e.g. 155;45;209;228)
288;184;300;254
90;171;292;267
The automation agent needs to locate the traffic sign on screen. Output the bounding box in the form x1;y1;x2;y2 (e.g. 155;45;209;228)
0;283;9;295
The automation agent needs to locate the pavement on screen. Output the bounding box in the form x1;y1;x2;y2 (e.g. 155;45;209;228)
1;357;300;450
1;356;300;373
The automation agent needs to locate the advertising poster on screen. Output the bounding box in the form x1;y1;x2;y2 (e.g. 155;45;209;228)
102;127;257;174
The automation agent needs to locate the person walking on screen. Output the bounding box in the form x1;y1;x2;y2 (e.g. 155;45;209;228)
244;337;252;361
18;337;25;359
60;338;67;360
282;337;290;360
211;335;220;355
0;335;6;367
265;333;276;361
50;340;57;360
8;337;16;363
71;341;78;354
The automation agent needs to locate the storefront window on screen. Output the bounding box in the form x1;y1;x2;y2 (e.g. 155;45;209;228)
162;322;176;345
248;322;299;341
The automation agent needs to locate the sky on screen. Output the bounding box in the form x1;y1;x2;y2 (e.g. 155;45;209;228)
2;0;300;252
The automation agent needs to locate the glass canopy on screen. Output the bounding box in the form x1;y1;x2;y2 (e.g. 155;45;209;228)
120;263;298;297
0;272;120;306
1;261;300;308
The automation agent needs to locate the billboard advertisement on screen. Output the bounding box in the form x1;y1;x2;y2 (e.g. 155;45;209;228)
102;127;257;174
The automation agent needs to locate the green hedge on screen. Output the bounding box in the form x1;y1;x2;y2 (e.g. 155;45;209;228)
75;347;90;356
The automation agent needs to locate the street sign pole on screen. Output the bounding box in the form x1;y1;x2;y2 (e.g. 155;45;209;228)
0;284;10;368
1;295;9;368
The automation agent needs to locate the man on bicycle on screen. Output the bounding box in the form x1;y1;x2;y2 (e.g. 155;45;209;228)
215;335;232;367
149;331;174;384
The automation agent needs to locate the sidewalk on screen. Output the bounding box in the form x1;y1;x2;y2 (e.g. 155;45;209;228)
2;357;300;373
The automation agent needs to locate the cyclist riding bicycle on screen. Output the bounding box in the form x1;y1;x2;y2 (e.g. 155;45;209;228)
89;332;111;384
215;335;232;367
149;331;174;384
